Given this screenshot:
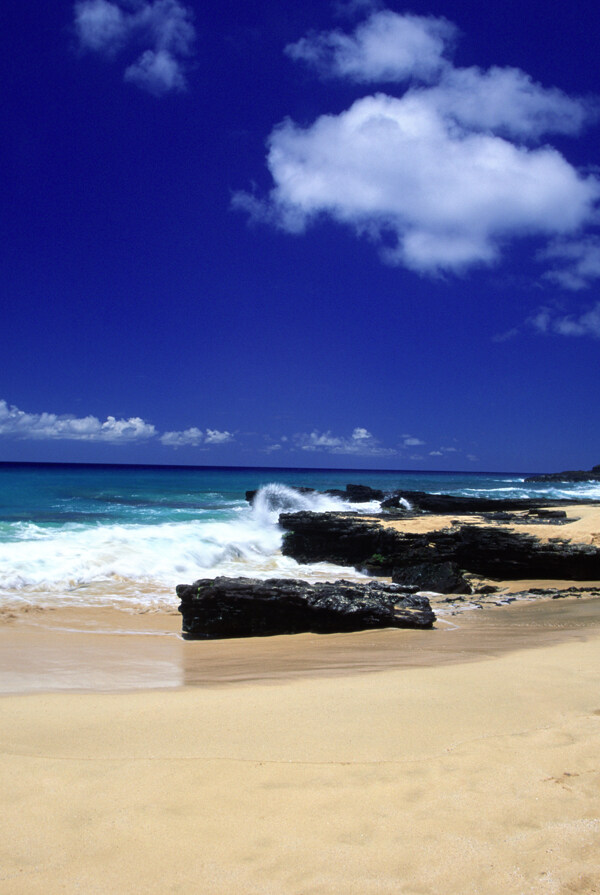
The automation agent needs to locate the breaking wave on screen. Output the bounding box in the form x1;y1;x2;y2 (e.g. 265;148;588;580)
0;483;369;610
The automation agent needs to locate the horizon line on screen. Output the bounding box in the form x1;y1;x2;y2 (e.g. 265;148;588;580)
0;460;534;476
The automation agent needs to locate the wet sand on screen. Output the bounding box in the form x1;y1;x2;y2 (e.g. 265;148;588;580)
0;594;598;693
1;597;600;894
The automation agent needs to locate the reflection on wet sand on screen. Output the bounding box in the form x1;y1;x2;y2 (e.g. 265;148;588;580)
1;596;599;694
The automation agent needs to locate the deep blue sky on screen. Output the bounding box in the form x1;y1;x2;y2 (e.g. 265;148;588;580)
2;0;599;471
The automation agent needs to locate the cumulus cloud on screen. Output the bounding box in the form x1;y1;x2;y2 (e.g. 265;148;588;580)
294;426;396;455
74;0;195;95
403;435;424;446
529;303;600;338
236;9;600;277
285;10;456;84
424;66;594;140
0;399;156;443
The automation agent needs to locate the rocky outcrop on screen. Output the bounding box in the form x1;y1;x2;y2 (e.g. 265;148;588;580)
279;512;600;584
339;484;385;502
525;465;600;483
380;491;571;513
177;577;435;639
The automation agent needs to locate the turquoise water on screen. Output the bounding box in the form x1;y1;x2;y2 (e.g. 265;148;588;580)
1;463;598;610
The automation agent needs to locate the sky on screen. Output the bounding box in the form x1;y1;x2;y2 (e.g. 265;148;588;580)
2;0;600;472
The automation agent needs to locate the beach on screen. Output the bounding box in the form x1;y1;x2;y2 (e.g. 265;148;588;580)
1;596;600;894
2;471;600;893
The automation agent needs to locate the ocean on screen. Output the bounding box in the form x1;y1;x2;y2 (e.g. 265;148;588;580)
2;462;599;612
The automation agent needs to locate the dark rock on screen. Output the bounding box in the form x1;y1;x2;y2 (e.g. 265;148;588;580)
279;511;600;582
475;584;499;594
342;484;385;502
177;576;435;639
280;512;392;568
381;491;574;513
391;561;472;594
525;466;600;483
245;483;384;505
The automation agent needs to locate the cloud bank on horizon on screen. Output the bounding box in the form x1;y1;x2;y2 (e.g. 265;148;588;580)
0;400;470;460
235;8;600;283
0;400;232;448
73;0;196;95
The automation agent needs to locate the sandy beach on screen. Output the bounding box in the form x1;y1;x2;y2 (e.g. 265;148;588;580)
1;595;599;894
2;502;600;893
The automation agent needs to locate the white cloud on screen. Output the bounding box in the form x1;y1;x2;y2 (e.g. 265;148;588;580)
74;0;126;54
125;48;186;94
294;426;396;455
0;400;156;443
425;66;593;140
237;9;600;278
204;428;234;444
403;436;424;446
540;237;600;290
160;426;204;447
529;303;600;338
160;426;234;447
0;400;235;448
74;0;195;95
285;10;456;84
429;446;458;456
243;92;597;274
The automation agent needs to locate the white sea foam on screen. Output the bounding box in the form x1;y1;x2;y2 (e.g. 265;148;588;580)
0;483;369;610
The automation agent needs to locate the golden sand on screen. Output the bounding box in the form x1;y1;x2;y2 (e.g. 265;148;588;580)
1;596;600;894
378;502;600;545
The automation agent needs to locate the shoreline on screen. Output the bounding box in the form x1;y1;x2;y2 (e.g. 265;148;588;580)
2;500;600;696
2;498;600;892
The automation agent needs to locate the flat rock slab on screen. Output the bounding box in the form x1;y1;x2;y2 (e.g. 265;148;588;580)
177;577;435;639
